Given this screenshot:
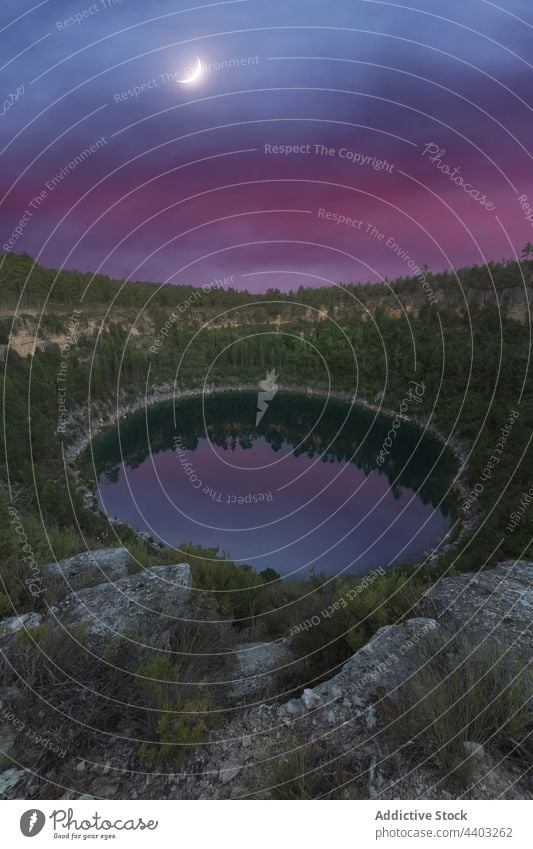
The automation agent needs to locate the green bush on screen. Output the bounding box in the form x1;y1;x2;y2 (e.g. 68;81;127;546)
271;750;309;799
135;656;214;767
140;698;210;767
278;566;431;686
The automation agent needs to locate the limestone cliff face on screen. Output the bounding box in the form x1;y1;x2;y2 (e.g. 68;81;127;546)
349;285;529;323
181;285;532;329
2;283;530;359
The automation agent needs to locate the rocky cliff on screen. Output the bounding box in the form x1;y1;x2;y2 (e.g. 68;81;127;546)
0;554;530;800
3;280;531;360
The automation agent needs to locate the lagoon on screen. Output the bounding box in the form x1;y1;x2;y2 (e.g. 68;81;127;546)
92;392;455;577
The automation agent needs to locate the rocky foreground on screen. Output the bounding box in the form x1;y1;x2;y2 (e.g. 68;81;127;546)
0;551;531;800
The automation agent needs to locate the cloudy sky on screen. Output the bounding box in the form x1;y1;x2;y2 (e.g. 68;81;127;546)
1;0;532;290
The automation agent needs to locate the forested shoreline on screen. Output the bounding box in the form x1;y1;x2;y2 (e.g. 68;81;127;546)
1;251;531;623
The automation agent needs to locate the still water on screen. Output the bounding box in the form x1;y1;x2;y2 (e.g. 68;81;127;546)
92;392;455;577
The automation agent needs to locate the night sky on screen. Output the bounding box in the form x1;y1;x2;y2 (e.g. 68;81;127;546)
1;0;532;291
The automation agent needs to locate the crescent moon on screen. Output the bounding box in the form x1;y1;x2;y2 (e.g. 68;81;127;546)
177;57;202;84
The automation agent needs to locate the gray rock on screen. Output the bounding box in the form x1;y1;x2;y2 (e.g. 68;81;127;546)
0;612;42;636
0;724;17;769
283;699;305;717
416;561;532;651
302;688;324;710
4;558;530;801
275;618;439;722
337;618;440;700
231;640;294;702
259;563;533;800
366;705;377;730
219;764;242;785
45;547;131;591
463;741;485;761
98;782;119;797
368;751;378;798
56;563;192;647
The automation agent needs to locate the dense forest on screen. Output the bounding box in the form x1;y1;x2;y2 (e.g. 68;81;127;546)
0;250;531;314
0;251;531;634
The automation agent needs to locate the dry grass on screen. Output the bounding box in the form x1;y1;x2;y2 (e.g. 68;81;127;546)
381;633;532;789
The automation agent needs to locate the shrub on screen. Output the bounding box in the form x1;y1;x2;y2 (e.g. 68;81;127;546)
125;539;167;572
14;622;90;687
139;696;210;767
271;750;309;799
135;655;215;767
278;566;429;687
269;741;364;799
382;633;532;789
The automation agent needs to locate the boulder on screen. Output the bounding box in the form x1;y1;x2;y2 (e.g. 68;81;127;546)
45;547;130;591
320;617;440;704
281;699;305;718
276;617;440;722
0;612;42;636
55;563;192;647
231;639;294;703
416;561;532;652
302;688;323;711
218;764;242;785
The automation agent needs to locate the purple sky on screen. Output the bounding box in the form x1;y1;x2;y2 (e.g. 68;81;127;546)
97;438;448;575
1;0;533;291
